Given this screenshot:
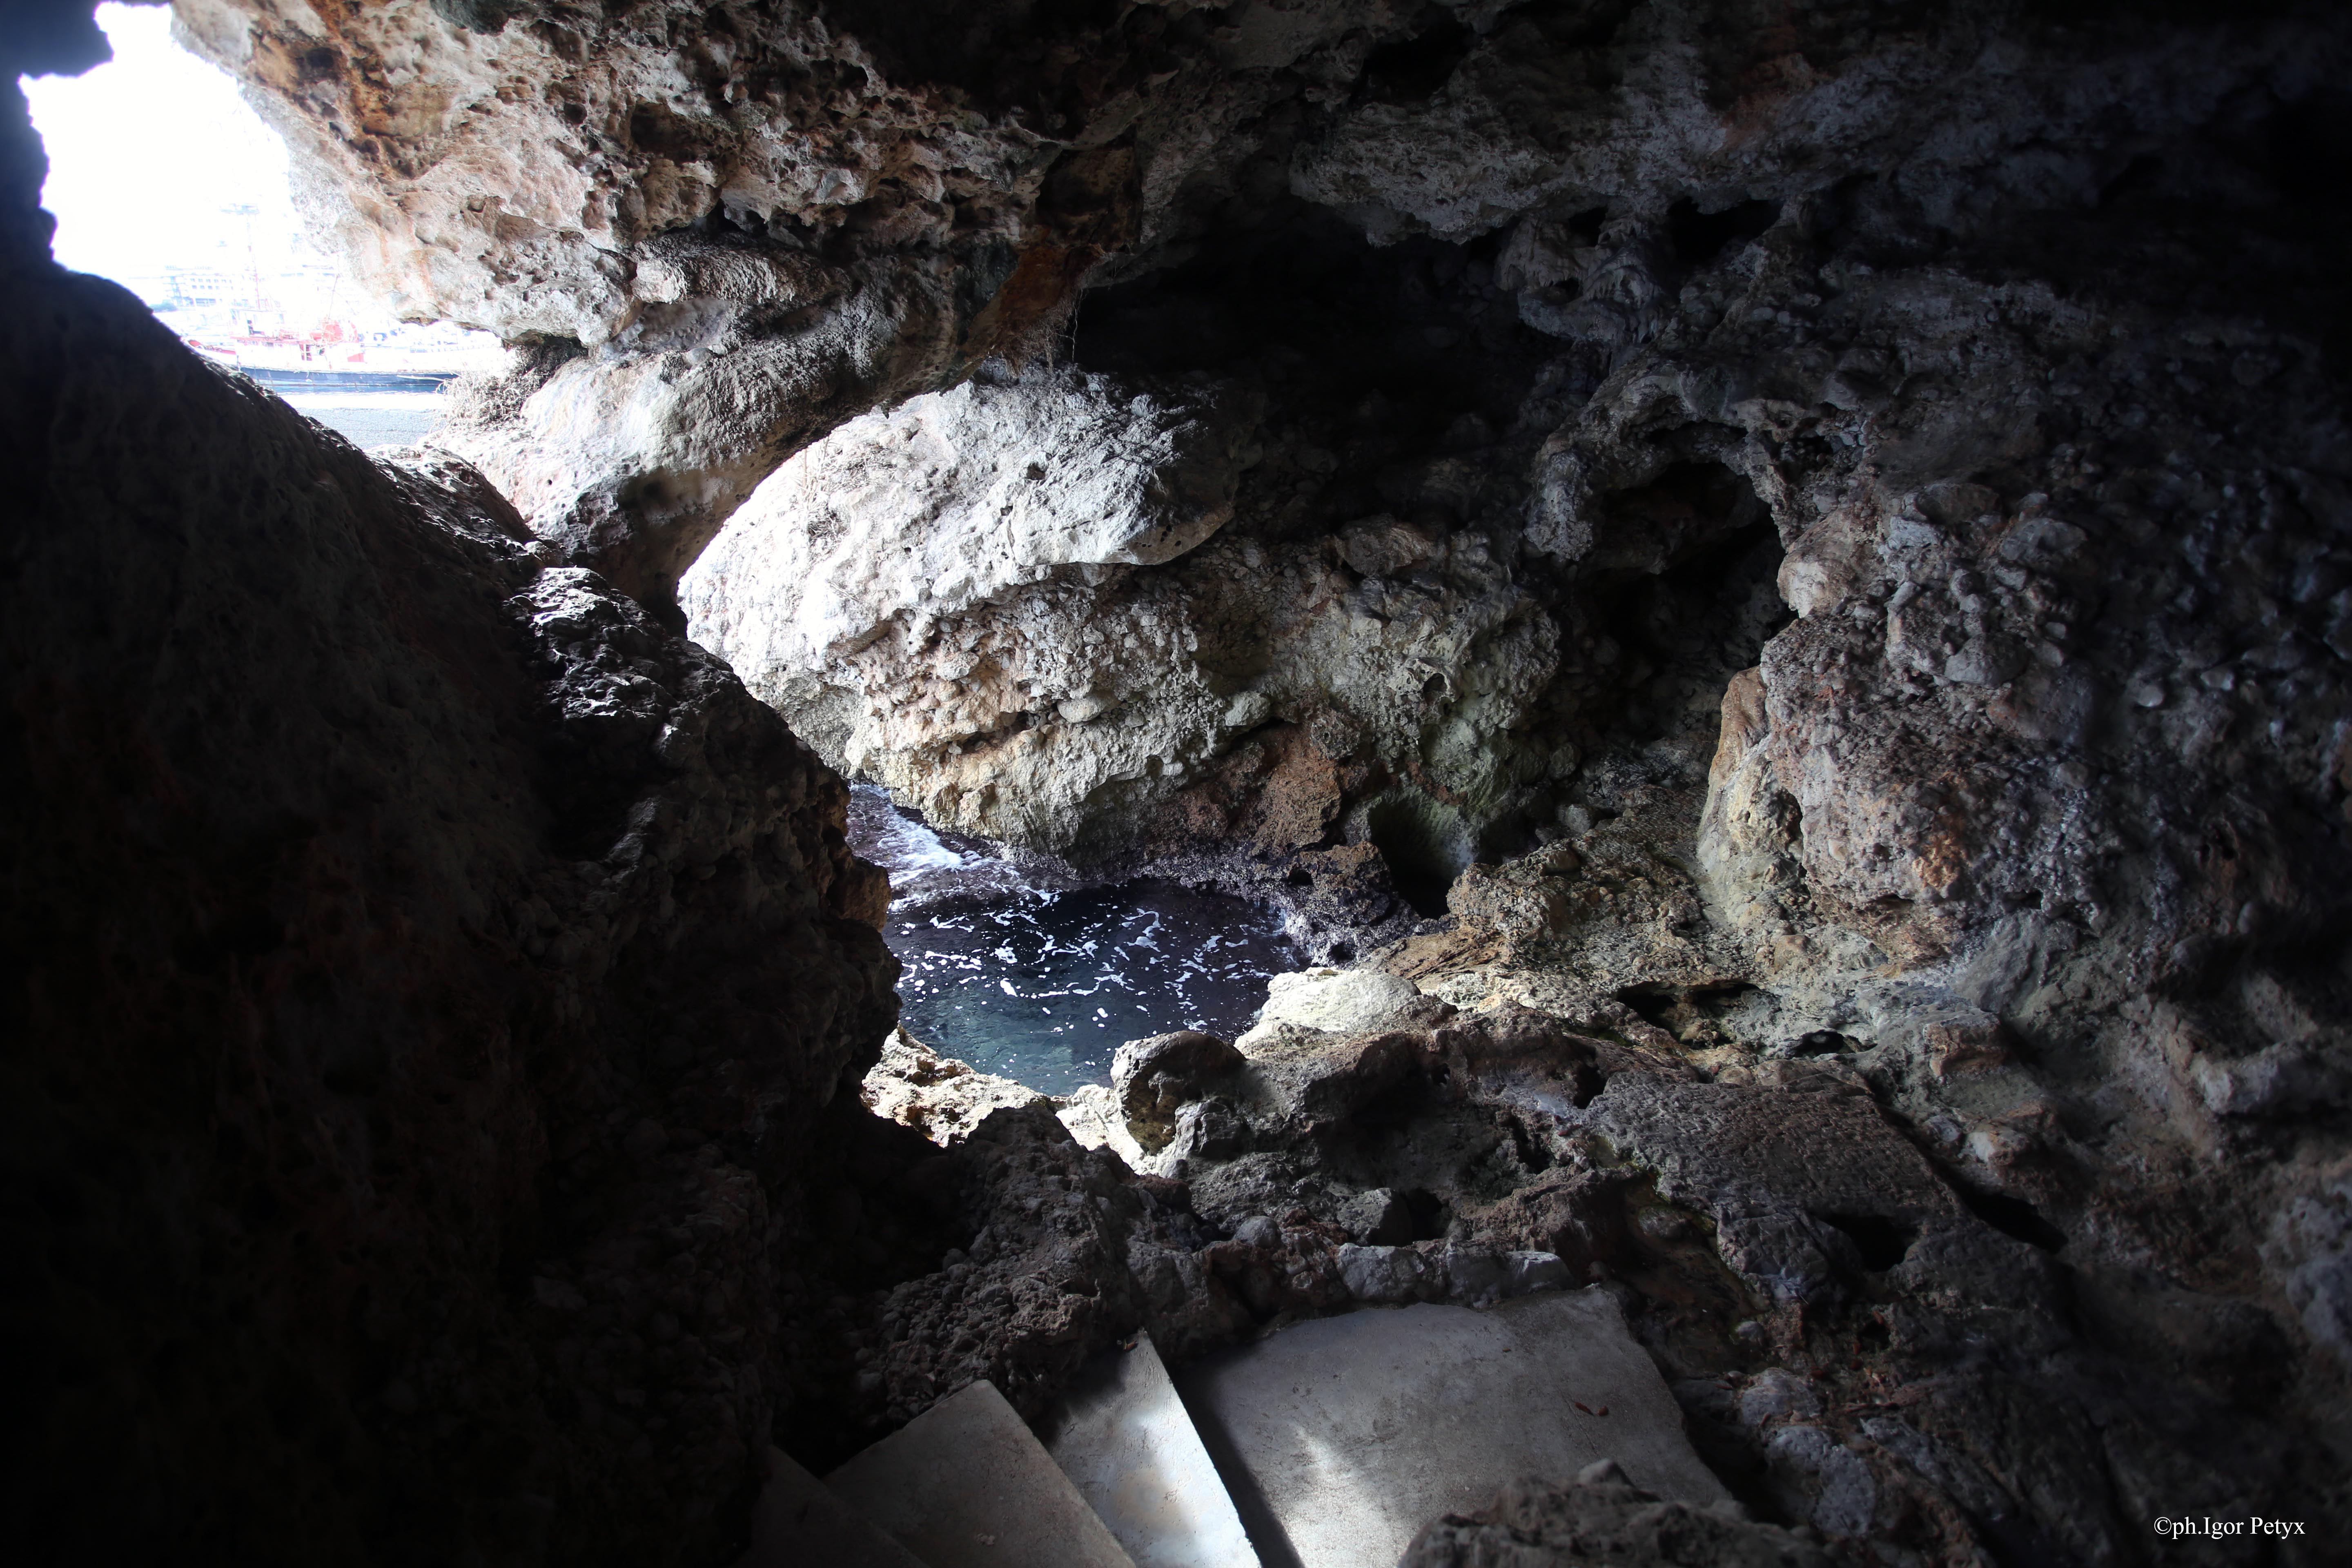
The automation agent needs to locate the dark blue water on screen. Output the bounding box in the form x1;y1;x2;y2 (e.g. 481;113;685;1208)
849;787;1298;1095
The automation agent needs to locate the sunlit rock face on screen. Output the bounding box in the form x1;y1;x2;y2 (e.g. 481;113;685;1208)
167;0;1327;612
679;363;1266;848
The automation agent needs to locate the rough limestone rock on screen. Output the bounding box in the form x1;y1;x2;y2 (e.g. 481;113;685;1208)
865;1105;1250;1423
1053;1080;1153;1170
1582;1071;2008;1308
1;184;900;1561
861;1028;1047;1147
166;0;1381;613
1112;1029;1248;1154
700;351;1564;866
427;271;951;615
1400;1467;1831;1568
1241;965;1434;1043
1146;927;2331;1561
682;364;1262;801
167;0;996;609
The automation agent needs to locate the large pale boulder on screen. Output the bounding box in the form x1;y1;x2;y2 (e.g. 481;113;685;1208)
1239;967;1432;1047
862;1027;1047;1147
684;367;1258;677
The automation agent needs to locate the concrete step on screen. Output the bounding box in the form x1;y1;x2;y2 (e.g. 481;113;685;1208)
1175;1289;1730;1568
1039;1331;1263;1568
735;1446;931;1568
825;1378;1139;1568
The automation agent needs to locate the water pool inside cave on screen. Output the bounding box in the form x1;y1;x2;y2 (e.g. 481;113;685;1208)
848;786;1301;1095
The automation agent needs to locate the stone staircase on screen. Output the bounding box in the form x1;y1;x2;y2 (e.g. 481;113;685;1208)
739;1287;1730;1568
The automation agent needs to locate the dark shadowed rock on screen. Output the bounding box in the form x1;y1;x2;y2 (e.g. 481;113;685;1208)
1400;1468;1832;1568
10;1;2352;1562
1;111;897;1564
1114;1030;1247;1153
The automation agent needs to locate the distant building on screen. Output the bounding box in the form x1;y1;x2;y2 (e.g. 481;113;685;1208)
162;267;234;308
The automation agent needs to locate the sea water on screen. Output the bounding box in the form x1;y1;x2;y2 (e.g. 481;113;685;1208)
848;786;1299;1095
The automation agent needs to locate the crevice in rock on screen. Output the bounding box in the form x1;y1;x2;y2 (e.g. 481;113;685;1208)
1664;196;1782;266
1816;1212;1919;1273
1358;7;1476;105
1614;982;1764;1048
1947;1181;2069;1254
1586;499;1787;746
1364;792;1475;919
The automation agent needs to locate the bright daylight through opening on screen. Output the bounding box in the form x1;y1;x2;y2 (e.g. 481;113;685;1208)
24;3;502;448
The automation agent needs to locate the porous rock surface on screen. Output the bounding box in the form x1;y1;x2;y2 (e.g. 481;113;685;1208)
1399;1465;1831;1568
682;363;1266;833
860;1026;1048;1145
1052;911;2334;1563
859;1103;1254;1425
163;0;1354;614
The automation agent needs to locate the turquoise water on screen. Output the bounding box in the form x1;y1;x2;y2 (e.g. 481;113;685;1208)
849;788;1298;1095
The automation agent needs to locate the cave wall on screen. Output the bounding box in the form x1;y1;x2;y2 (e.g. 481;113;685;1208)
3;22;910;1559
158;0;2352;993
657;0;2352;991
163;0;1330;616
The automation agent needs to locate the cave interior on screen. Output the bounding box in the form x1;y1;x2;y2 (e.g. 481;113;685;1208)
4;0;2351;1564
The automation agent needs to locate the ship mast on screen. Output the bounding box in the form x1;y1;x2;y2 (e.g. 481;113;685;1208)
224;202;262;333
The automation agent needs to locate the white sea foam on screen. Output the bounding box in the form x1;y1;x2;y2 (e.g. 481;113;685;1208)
847;784;1297;1094
278;391;448;412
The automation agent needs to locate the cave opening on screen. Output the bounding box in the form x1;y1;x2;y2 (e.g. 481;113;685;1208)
1362;791;1476;919
1400;1186;1454;1241
22;3;499;446
1581;460;1791;746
